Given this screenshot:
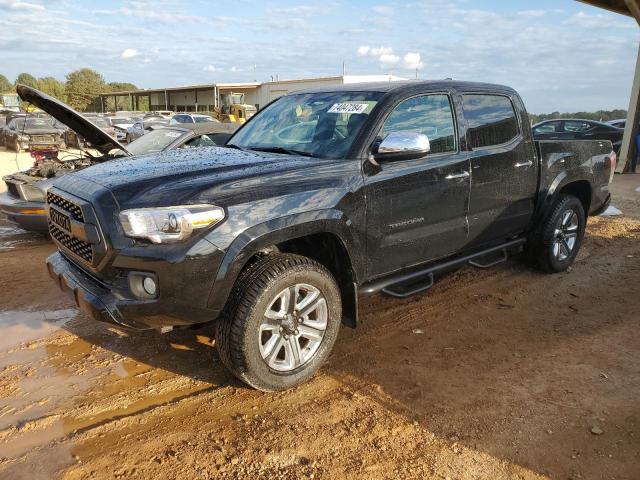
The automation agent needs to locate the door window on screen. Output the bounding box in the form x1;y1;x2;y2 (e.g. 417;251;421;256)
382;94;456;154
462;94;520;149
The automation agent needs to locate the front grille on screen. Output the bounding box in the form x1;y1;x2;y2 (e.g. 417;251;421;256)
47;191;84;222
49;222;93;262
47;191;97;265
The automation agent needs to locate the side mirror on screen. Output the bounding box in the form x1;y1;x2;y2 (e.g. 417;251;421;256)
374;131;430;161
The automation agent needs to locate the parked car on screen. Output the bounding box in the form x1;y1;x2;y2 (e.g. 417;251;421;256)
532;119;624;154
43;80;615;391
110;116;141;142
125;123;237;156
607;118;626;129
146;111;173;119
170;113;219;124
125;118;170;143
2;115;65;152
0;85;237;232
64;115;116;148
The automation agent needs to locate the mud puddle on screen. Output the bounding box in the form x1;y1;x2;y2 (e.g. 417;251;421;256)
0;225;48;251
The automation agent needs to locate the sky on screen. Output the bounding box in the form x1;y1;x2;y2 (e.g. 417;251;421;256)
0;0;638;113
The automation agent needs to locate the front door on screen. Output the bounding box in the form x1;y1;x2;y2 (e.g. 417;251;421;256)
364;93;470;278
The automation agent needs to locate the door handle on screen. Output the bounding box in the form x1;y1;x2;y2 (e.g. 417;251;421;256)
445;171;470;180
515;160;533;168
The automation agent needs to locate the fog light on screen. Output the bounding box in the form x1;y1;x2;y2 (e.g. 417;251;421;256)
143;276;157;296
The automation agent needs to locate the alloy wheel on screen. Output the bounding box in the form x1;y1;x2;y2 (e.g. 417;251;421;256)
258;283;328;372
553;209;579;261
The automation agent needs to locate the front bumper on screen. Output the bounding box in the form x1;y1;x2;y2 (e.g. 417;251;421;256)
47;251;221;330
0;192;48;232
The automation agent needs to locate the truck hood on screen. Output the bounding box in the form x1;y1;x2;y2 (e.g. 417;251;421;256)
16;84;130;156
72;146;334;207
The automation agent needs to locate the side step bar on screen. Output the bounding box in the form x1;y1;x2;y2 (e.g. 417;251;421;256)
359;238;526;299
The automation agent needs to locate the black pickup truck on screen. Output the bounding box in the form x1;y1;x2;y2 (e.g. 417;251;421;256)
45;80;615;391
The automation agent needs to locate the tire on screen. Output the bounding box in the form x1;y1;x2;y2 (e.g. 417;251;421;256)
215;253;341;391
13;139;20;153
529;194;586;273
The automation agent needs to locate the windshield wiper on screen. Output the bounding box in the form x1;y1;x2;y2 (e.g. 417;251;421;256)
249;146;317;158
224;143;247;151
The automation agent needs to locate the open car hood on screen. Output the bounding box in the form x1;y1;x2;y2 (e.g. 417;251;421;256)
16;84;131;156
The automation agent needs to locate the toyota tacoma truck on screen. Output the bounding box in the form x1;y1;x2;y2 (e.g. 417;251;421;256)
44;80;615;391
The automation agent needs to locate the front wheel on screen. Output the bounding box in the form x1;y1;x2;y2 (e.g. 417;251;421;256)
215;254;342;391
529;194;586;273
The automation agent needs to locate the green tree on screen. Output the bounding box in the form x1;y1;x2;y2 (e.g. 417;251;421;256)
37;76;66;102
65;68;106;112
0;74;13;92
15;72;38;88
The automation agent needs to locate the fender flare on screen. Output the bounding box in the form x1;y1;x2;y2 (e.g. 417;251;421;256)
205;209;363;313
536;172;592;223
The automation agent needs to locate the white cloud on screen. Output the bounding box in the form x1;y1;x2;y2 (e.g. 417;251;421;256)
203;64;217;72
357;45;370;56
403;52;424;70
379;53;400;67
0;0;44;10
120;48;139;59
370;46;393;56
565;11;635;29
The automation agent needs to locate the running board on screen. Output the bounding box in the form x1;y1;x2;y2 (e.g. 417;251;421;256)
468;248;508;269
359;238;526;299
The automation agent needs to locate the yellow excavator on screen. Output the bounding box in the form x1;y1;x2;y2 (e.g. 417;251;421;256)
215;92;257;124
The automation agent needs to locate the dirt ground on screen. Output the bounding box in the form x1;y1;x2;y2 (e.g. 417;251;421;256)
0;175;638;480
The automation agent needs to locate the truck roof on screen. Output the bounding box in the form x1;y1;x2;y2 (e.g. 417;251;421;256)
292;79;517;96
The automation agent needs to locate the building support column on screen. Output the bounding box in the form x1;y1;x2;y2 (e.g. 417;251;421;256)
164;90;169;110
194;89;198;112
618;42;640;173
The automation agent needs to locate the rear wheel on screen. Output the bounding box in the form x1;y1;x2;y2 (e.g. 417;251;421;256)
215;254;341;391
529;194;586;273
13;139;21;153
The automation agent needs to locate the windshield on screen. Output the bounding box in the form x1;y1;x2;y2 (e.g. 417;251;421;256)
110;117;137;126
92;117;110;128
14;118;55;130
229;91;382;159
194;116;215;123
126;128;185;155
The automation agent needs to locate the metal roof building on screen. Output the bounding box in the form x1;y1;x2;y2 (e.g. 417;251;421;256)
579;1;639;172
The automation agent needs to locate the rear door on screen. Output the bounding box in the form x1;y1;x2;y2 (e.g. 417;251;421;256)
364;92;471;277
462;93;538;247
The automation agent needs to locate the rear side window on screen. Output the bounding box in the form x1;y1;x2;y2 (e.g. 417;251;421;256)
534;121;561;134
382;94;456;154
563;120;591;132
462;94;520;149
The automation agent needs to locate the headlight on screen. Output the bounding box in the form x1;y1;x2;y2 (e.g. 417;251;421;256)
18;184;46;202
119;205;225;244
